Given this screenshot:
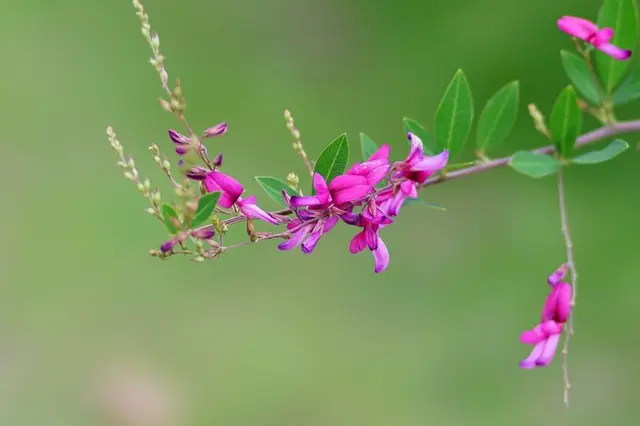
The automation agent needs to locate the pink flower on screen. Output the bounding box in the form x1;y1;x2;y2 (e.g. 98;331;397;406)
392;133;449;184
289;172;372;208
277;216;339;253
519;263;573;369
347;144;391;186
557;16;632;60
202;170;277;224
349;200;393;273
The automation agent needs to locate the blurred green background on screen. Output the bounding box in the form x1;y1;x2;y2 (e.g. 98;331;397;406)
1;0;639;424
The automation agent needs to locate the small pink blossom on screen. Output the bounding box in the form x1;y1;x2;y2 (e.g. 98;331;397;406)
519;263;573;369
392;133;449;184
349;200;393;273
557;16;632;60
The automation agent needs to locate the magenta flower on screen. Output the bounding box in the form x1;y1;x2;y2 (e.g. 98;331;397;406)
557;16;632;60
203;121;228;138
519;263;573;369
277;216;339;253
349;201;393;273
347;144;391;186
168;129;192;156
392;133;449;184
201;170;277;224
289;172;372;209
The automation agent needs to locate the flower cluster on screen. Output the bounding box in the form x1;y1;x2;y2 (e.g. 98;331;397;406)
519;264;573;369
163;129;449;273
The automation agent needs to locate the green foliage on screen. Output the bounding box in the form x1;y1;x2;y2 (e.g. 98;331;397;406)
191;192;221;227
549;85;582;158
255;176;299;207
359;132;379;161
402;117;436;155
162;203;180;234
560;50;602;105
475;81;519;153
572;139;629;164
312;133;349;193
509;151;560;178
597;0;639;92
613;65;640;105
402;198;446;211
434;69;474;159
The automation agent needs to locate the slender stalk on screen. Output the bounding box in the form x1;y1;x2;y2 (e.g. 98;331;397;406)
557;167;577;408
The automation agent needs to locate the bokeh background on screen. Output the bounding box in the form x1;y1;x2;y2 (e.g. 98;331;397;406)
1;0;639;424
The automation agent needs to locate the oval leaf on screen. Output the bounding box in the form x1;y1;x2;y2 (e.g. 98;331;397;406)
162;204;180;234
612;65;640;105
312;133;349;192
434;70;474;159
402;198;446;211
560;50;602;105
360;132;379;161
509;151;560;178
255;176;299;206
596;0;638;92
402;117;436;155
572;139;629;164
475;81;520;153
191;192;221;227
549;85;582;158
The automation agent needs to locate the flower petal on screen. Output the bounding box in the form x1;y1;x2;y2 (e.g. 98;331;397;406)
598;43;632;61
369;144;391;161
547;263;568;287
554;283;573;323
323;215;340;233
312;173;331;204
557;16;598;41
278;225;312;251
592;27;614;46
406;132;424;163
372;237;390;273
206;171;244;208
519;341;546;369
349;231;367;254
329;174;368;191
409;150;449;172
289;195;322;207
332;185;372;205
535;334;561;367
301;222;324;254
238;197;279;224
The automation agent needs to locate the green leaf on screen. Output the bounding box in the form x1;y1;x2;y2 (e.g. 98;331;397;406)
549;85;582;158
475;81;520;153
560;50;602;105
312;133;349;192
255;176;299;206
509;151;560;178
402;198;446;211
612;65;640;105
402;117;436;155
572;139;629;164
162;204;180;234
359;132;379;161
596;0;639;92
434;69;474;159
191;192;221;227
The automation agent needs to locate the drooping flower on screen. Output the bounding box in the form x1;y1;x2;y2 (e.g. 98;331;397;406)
348;200;393;273
168;129;192;156
200;170;277;224
557;16;632;60
519;263;573;369
392;133;449;184
277;215;339;253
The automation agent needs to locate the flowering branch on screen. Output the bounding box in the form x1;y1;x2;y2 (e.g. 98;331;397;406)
106;0;640;408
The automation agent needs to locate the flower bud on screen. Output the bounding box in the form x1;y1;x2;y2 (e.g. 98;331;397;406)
213;153;223;167
186;167;209;181
168;129;190;145
203;121;228;138
191;227;215;240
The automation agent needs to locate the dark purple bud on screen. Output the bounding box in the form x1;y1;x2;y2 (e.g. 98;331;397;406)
203;121;228;138
160;239;177;253
191;227;215;240
186;167;209;181
175;146;190;156
213;153;223;167
169;129;191;145
178;159;185;167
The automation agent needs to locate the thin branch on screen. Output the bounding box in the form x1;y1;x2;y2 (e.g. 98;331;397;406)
421;120;640;188
557;167;577;408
